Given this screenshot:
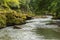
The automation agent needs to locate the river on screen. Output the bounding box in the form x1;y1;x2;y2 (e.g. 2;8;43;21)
0;16;60;40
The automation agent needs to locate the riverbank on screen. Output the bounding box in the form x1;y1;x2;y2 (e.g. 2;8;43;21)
0;16;60;40
0;14;60;29
0;9;34;29
33;15;48;18
6;15;52;29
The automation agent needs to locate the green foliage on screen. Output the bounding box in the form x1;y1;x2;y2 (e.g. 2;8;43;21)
29;0;60;19
0;0;33;28
19;0;30;12
6;10;26;25
0;9;33;28
7;0;20;9
0;0;20;9
0;14;6;28
29;0;54;14
1;0;60;28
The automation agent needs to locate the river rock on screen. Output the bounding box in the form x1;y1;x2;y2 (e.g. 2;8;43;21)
13;25;22;29
26;16;32;20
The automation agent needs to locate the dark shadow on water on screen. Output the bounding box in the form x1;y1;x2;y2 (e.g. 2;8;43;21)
35;28;60;39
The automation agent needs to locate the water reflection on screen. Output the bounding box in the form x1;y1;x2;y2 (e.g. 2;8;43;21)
35;28;60;39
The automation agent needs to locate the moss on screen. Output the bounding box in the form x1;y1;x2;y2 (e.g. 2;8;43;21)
0;0;34;28
6;10;26;25
0;9;33;28
0;14;6;28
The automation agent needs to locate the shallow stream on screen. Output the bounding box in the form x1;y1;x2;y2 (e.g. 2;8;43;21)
0;16;60;40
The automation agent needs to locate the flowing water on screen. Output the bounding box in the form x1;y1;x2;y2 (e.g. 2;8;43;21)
0;16;60;40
